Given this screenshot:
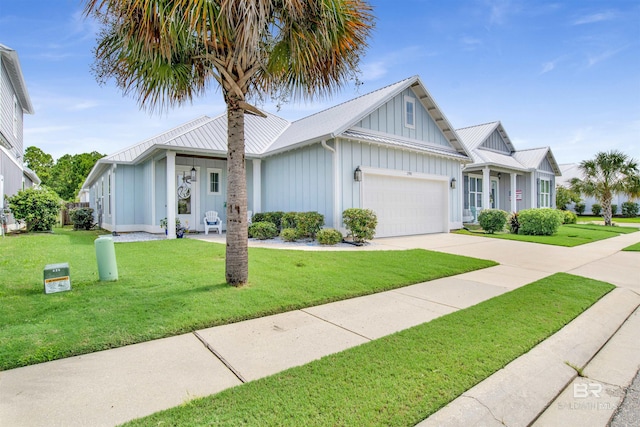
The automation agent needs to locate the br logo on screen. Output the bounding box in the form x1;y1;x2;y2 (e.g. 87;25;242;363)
573;383;602;398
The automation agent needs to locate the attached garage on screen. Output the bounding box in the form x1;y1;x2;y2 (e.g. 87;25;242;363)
361;169;449;238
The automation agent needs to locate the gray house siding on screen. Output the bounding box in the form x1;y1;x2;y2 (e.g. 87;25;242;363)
355;88;450;147
0;62;24;155
480;130;510;153
0;150;22;197
538;156;554;173
261;143;334;226
339;139;462;224
535;170;556;208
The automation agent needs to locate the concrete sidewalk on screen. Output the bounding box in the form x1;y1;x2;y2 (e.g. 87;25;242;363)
1;231;639;426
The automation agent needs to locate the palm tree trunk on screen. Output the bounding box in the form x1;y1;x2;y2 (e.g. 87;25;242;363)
601;192;613;226
225;94;249;285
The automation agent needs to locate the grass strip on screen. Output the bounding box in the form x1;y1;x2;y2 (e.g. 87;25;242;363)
577;215;640;224
0;229;495;370
622;242;640;251
124;273;613;426
456;223;637;247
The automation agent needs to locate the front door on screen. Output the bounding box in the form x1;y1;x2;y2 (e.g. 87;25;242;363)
176;167;198;231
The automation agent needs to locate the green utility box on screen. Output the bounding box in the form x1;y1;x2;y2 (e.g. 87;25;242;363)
43;263;71;294
95;236;118;281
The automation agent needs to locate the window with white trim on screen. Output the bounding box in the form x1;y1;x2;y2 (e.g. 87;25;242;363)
468;176;483;209
539;178;551;208
404;96;416;129
207;168;222;195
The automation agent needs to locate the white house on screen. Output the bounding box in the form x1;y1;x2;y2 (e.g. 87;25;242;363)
0;43;37;225
456;121;561;222
83;76;475;238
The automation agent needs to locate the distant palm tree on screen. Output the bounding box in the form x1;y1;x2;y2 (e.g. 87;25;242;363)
570;150;640;226
84;0;374;285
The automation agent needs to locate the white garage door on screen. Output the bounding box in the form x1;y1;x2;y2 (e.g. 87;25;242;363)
363;173;447;238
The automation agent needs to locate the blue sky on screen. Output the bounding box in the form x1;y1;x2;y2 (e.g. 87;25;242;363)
1;0;638;164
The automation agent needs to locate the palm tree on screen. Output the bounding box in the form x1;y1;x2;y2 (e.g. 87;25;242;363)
84;0;374;285
570;150;640;226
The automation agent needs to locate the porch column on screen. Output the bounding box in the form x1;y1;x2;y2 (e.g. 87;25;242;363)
482;167;491;211
530;172;537;209
166;151;176;239
111;165;117;232
510;173;517;213
252;159;261;214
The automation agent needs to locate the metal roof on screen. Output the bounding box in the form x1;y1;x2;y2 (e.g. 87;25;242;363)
455;121;515;154
473;149;528;170
23;166;41;185
341;129;471;162
513;147;562;176
0;43;34;114
558;163;581;185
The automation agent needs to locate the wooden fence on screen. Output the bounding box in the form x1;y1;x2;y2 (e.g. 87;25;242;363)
61;202;90;225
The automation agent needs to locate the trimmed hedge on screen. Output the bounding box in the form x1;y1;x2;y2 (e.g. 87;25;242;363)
280;228;298;242
561;210;578;224
622;202;639;218
7;187;61;232
343;208;377;243
295;212;324;239
70;207;95;230
591;203;602;216
574;202;586;215
478;209;508;234
248;221;278;240
316;228;343;245
517;208;564;236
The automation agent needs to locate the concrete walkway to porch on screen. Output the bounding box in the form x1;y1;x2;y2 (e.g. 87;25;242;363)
1;230;638;426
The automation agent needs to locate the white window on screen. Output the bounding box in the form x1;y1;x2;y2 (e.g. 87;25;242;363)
469;176;483;209
207;168;222;195
404;96;416;129
108;172;112;215
539;179;551;208
13;95;18;137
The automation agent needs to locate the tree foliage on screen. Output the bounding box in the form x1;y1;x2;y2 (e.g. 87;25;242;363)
555;185;581;210
84;0;374;286
570;150;640;226
24;147;105;201
7;187;62;232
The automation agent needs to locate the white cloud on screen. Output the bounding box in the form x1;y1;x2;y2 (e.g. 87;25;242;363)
540;61;556;74
587;46;625;67
461;36;483;50
360;61;388;81
67;101;100;111
486;0;516;26
573;11;616;26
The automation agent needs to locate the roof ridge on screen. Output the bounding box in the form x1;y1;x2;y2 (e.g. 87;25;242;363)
514;146;549;153
455;121;500;131
290;76;417;124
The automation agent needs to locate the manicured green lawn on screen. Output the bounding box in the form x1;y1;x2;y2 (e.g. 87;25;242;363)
125;273;613;427
578;215;640;224
0;229;496;370
456;224;638;247
623;242;640;251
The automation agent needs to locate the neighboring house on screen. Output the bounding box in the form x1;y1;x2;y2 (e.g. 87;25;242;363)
0;43;36;224
83;75;474;238
558;163;632;214
456;121;561;222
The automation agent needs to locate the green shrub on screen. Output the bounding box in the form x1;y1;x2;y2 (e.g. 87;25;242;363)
316;228;343;245
280;228;297;242
508;212;520;234
251;212;266;223
574;202;586;215
281;212;297;230
591;203;602;216
248;221;278;240
611;204;618;216
561;210;578;225
7;187;62;232
343;208;377;243
69;207;95;230
478;209;508;234
264;211;284;230
517;208;564;236
295;211;324;239
621;202;639;218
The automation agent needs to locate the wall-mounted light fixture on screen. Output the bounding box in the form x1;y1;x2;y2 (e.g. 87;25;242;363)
354;166;362;182
190;158;197;182
497;172;502;179
450;177;457;189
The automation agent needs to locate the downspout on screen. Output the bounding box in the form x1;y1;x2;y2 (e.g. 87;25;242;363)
111;164;117;234
321;140;341;229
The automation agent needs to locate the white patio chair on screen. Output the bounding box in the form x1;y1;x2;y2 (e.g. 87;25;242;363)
247;210;253;225
203;211;222;235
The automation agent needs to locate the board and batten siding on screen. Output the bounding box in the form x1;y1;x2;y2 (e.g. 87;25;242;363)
480;130;510;153
538;156;554;173
339;139;463;226
355;88;450;148
535;170;556;208
262;143;334;226
0;62;24;155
